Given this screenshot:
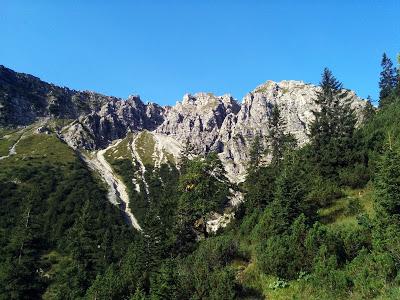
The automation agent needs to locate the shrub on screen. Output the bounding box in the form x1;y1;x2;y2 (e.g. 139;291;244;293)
347;250;396;298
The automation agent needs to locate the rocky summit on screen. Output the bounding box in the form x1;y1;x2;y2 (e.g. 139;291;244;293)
0;65;366;181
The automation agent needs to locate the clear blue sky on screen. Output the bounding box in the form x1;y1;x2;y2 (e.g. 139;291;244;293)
1;1;399;105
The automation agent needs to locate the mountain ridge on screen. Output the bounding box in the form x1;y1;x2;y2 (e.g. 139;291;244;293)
0;65;367;181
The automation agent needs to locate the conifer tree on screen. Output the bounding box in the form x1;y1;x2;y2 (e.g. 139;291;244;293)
177;153;229;238
248;133;263;172
141;203;165;272
270;151;311;232
309;68;357;179
5;187;44;298
178;140;196;174
268;104;297;165
150;259;179;300
375;140;400;219
379;53;398;107
130;288;147;300
363;96;376;122
396;53;400;97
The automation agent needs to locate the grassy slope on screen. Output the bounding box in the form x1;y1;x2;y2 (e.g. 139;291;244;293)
0;128;24;156
104;131;179;224
0;126;134;298
135;130;156;166
319;186;374;227
0;126;76;171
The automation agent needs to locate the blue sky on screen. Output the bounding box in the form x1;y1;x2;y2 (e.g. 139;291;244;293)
1;1;399;105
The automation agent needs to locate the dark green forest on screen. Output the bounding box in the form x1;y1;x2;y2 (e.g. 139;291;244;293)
1;53;400;299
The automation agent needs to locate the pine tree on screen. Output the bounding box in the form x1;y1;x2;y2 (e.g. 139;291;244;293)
248;133;263;172
177;153;229;238
372;139;400;265
130;288;147;300
270;151;312;233
67;201;97;271
5;187;44;298
374;140;400;219
363;96;376;122
309;68;357;179
379;53;398;107
396;53;400;97
141;203;165;273
268;104;297;166
150;259;179;300
178;140;196;174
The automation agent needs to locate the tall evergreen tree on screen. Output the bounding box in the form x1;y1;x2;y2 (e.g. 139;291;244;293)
248;133;264;172
309;68;357;179
140;202;168;282
177;153;229;238
396;53;400;97
268;104;297;166
178;140;197;174
269;151;313;233
363;96;376;122
3;188;45;298
150;259;179;300
379;53;398;107
374;140;400;219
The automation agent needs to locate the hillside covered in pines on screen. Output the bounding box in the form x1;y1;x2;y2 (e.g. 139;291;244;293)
1;51;400;299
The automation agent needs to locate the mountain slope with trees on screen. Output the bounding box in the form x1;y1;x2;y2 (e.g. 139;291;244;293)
0;52;399;299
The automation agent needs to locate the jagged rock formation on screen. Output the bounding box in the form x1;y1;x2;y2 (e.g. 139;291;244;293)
155;93;240;152
61;96;164;149
0;65;115;125
0;66;367;181
155;80;366;180
217;80;367;180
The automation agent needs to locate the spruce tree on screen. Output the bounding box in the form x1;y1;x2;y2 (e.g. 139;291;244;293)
379;53;398;107
363;96;376;122
309;68;357;179
150;259;179;299
5;187;44;298
375;140;400;219
178;140;196;174
141;203;165;272
270;150;312;233
248;133;263;172
268;104;297;166
245;134;277;211
177;153;229;238
396;53;400;97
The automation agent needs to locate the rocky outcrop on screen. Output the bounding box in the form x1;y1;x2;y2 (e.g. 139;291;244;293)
154;80;366;181
216;80;366;180
0;65;115;126
61;96;164;149
155;93;240;153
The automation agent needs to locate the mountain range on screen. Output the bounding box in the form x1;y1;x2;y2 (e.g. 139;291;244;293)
0;65;367;183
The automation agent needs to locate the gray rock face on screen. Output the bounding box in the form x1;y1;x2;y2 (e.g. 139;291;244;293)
0;65;114;126
0;65;367;181
62;96;164;149
155;93;240;153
